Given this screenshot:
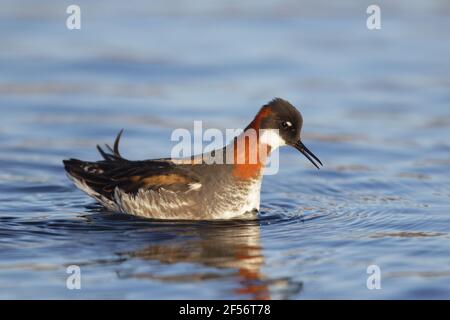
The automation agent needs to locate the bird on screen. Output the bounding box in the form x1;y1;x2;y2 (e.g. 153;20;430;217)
63;98;322;220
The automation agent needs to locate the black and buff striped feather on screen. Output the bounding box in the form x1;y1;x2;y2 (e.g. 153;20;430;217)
63;130;201;201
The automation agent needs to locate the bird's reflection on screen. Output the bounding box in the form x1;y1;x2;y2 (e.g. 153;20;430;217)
114;220;302;299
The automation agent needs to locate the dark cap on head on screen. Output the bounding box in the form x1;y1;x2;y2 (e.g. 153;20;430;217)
259;98;303;138
257;98;322;169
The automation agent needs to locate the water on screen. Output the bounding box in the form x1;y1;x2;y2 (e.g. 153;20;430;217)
1;0;450;299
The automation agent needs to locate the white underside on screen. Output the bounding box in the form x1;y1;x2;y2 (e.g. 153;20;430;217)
217;180;261;219
69;175;262;220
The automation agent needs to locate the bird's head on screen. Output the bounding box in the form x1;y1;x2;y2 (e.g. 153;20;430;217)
248;98;323;169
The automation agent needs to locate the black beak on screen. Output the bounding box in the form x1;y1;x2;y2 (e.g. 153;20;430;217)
293;141;323;170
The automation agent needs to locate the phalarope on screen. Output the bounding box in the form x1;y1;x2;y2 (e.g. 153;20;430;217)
63;98;322;220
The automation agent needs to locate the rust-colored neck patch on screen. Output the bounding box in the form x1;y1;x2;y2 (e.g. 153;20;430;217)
232;107;273;180
247;106;272;131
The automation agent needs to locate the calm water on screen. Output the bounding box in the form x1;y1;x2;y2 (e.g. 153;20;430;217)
1;1;450;299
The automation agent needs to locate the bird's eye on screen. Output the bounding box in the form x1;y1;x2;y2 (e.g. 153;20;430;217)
281;121;291;129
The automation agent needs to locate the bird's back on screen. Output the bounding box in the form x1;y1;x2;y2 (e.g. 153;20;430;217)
64;131;261;220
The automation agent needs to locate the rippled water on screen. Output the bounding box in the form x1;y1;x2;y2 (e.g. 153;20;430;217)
1;0;450;299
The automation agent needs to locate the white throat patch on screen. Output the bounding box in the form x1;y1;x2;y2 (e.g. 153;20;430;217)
259;129;286;150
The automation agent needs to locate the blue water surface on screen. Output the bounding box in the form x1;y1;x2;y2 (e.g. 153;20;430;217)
1;0;450;299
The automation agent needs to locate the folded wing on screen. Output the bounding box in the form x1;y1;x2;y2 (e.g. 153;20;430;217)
63;130;201;202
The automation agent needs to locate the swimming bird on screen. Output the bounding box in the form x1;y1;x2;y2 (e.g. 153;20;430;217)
63;98;322;220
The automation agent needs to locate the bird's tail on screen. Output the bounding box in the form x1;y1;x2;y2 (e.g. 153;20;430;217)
63;130;128;202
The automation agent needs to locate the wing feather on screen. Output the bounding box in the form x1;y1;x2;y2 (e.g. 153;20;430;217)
64;130;200;202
